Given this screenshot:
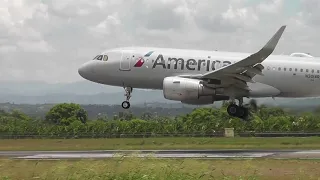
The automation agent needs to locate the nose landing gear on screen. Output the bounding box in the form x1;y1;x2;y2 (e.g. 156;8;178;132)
121;101;130;109
121;87;132;109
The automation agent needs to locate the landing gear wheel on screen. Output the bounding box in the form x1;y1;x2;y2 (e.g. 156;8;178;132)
121;101;130;109
227;104;249;120
237;106;249;120
237;107;245;117
227;104;238;117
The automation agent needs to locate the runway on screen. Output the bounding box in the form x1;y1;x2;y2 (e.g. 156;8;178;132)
1;149;320;160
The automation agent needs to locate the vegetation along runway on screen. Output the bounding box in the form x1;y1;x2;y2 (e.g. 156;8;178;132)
2;103;320;179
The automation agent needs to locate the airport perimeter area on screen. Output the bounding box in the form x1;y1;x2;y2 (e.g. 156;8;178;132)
2;103;320;179
1;137;320;180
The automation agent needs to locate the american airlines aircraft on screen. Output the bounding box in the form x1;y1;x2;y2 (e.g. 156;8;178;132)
78;25;320;120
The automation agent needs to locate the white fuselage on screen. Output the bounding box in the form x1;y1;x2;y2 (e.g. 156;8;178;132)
78;47;320;99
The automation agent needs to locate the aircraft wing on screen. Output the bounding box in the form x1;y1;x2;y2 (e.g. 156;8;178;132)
182;25;286;91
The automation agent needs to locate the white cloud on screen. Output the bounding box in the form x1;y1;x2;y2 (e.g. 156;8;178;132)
17;40;55;53
258;0;284;14
89;13;121;36
0;45;17;53
0;0;318;83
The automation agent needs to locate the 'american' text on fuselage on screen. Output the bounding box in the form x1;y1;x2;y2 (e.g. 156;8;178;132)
151;54;232;71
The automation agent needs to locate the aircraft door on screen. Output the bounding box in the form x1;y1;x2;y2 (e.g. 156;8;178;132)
120;50;133;71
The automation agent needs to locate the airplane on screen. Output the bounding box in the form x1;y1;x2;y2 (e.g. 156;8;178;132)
78;25;320;120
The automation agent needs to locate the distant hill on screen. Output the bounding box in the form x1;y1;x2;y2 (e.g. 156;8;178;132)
0;80;217;105
0;81;121;96
0;81;319;110
0;90;171;105
0;102;197;119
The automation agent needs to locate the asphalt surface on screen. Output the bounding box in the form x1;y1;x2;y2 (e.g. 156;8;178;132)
0;149;320;160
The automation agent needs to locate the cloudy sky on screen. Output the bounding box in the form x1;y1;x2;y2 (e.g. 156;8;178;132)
0;0;319;83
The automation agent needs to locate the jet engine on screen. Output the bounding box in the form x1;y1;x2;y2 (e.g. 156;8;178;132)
181;95;229;105
181;96;215;105
163;76;217;102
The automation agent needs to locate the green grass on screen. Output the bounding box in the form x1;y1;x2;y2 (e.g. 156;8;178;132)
1;137;320;151
0;158;319;180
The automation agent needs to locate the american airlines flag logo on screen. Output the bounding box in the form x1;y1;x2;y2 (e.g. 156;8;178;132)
134;51;154;67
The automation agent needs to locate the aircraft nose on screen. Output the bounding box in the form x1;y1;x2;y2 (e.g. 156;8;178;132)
78;64;86;78
78;62;93;79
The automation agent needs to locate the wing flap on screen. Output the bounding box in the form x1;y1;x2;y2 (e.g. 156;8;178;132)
225;73;255;83
244;65;264;76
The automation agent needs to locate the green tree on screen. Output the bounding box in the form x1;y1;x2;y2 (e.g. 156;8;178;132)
11;109;31;121
141;112;153;120
45;103;88;125
118;111;134;120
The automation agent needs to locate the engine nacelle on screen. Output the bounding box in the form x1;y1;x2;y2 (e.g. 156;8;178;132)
181;96;215;105
181;95;229;105
163;77;216;102
290;52;313;58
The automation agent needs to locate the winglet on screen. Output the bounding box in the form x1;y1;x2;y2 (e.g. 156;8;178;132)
260;25;286;56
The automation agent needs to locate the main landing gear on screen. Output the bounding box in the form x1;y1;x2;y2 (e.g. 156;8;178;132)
121;87;132;109
226;98;249;120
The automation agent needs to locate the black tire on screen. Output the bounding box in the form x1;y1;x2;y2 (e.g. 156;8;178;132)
227;104;238;116
237;107;245;117
121;101;130;109
238;106;249;120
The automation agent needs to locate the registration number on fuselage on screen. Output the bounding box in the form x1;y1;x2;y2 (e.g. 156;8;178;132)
305;74;320;79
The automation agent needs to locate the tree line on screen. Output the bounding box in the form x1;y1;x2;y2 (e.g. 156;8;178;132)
0;101;320;138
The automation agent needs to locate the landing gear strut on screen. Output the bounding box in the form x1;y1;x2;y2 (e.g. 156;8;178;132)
226;98;249;120
121;87;132;109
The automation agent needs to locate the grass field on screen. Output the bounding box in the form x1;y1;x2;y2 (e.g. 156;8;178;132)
0;137;320;151
0;158;319;180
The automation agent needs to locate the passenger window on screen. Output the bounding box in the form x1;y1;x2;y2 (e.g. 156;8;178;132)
289;68;292;71
278;67;281;71
318;70;320;73
306;69;309;72
103;55;108;61
284;68;286;71
301;69;303;72
312;69;314;73
295;68;297;72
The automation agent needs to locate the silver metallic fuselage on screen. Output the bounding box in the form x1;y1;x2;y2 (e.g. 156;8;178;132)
78;47;320;98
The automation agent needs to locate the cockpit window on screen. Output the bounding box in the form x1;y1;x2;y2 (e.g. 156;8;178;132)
97;55;103;60
93;55;108;61
103;55;108;61
93;55;99;60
